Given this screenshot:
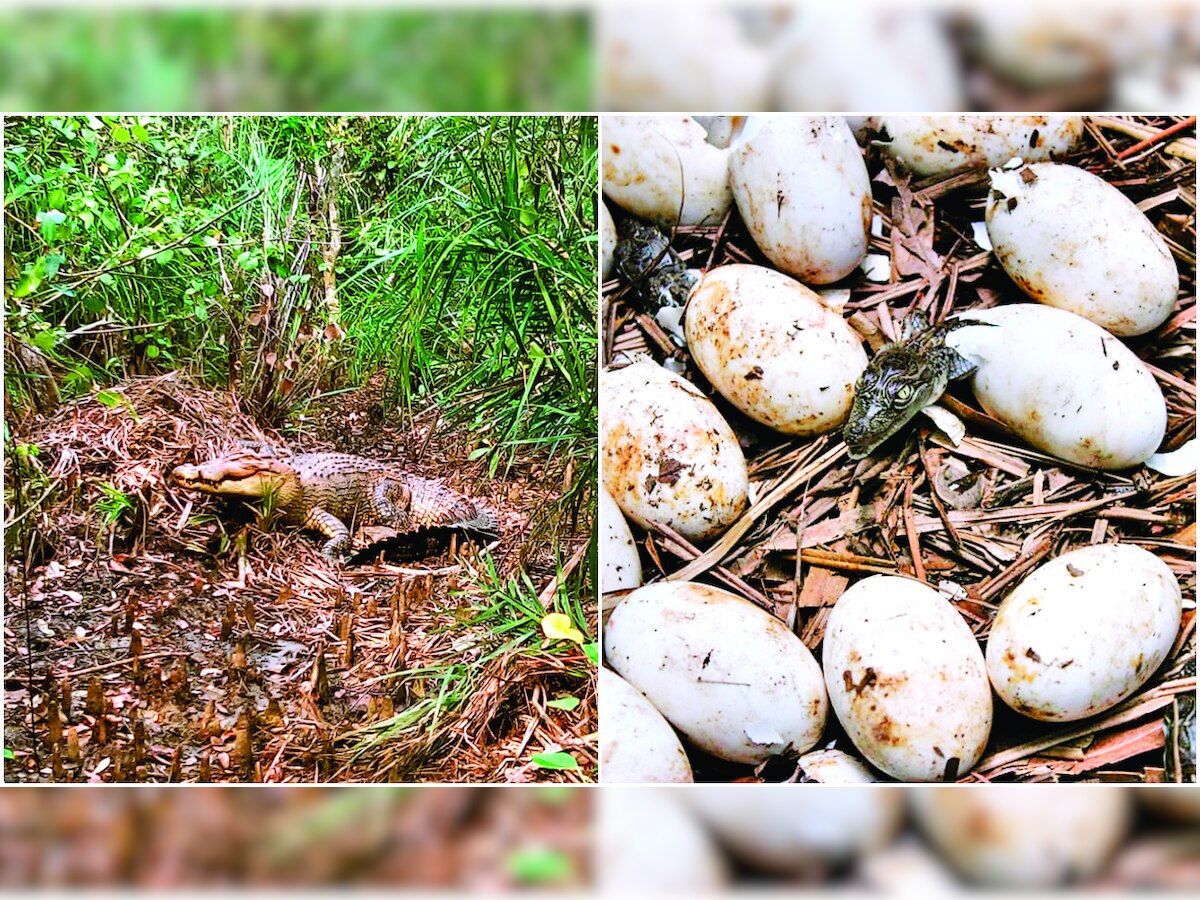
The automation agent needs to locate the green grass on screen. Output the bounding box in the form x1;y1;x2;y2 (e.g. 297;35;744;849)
342;548;594;778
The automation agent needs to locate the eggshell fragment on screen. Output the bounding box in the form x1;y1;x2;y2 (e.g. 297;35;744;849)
600;361;748;541
948;305;1167;469
729;116;872;284
602;115;733;227
985;544;1182;722
604;582;828;764
823;576;993;782
684;264;868;435
911;787;1133;887
985;161;1179;336
795;748;880;783
687;785;904;874
879;115;1083;178
599;667;693;783
600;489;641;594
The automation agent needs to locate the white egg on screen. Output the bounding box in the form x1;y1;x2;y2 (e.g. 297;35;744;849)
599;667;693;783
600;489;641;594
598;8;770;112
601;361;749;541
823;576;993;782
910;787;1133;887
602;115;733;228
600;200;617;281
985;544;1183;722
795;748;880;783
985;161;1179;336
685;264;868;435
948;305;1167;469
772;13;964;112
604;582;828;764
687;785;904;874
729;116;872;284
879;115;1084;178
600;788;728;892
971;9;1116;88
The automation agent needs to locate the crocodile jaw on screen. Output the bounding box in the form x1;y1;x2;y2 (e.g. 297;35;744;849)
170;453;297;500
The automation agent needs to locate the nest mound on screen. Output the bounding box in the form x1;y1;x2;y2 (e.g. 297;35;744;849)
5;373;594;783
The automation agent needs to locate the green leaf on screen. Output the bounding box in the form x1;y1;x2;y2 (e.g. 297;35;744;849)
467;446;491;461
38;209;67;243
82;294;107;315
42;253;65;279
112;126;130;143
546;696;580;712
506;848;574;885
582;642;599;665
132;125;149;142
530;751;578;770
155;248;175;265
144;344;160;359
31;329;61;353
95;389;126;409
3;748;13;760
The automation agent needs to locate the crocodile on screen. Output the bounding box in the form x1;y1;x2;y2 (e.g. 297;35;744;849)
843;310;992;459
171;448;497;563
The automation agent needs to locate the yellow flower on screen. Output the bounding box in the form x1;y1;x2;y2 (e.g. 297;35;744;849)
541;613;585;645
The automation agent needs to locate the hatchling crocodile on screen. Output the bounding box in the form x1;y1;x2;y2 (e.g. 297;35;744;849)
843;309;993;459
171;448;497;563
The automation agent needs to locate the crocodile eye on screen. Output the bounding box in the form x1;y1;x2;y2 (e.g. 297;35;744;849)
892;383;914;403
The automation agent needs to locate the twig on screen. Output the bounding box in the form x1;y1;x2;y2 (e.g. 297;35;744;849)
1116;116;1197;161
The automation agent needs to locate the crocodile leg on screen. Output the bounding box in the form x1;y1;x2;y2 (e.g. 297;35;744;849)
303;506;353;562
372;479;414;530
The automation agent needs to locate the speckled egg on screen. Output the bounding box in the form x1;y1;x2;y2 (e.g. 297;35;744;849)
878;115;1084;178
985;544;1182;722
911;787;1133;887
729;116;872;284
602;115;733;227
604;582;828;765
684;264;868;435
600;667;693;783
601;361;749;541
986;161;1179;336
823;576;993;782
947;304;1167;469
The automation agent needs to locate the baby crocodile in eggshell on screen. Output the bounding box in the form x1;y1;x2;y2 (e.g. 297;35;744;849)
612;218;700;315
843;310;993;459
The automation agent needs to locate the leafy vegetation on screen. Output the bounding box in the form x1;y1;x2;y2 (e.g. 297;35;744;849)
4;114;597;528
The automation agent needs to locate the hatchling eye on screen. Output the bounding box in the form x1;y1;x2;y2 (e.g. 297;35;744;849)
892;383;914;402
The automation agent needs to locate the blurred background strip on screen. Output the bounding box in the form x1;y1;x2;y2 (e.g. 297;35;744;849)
0;786;591;888
0;4;593;112
598;1;1200;112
